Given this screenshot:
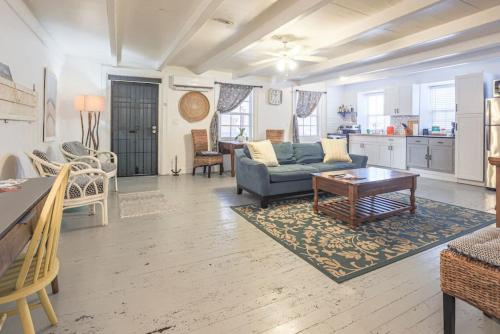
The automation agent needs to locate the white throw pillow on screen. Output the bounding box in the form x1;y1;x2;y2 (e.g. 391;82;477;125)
246;140;280;167
321;138;352;163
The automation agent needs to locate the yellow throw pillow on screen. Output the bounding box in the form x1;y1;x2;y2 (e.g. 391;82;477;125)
321;138;352;163
246;140;279;167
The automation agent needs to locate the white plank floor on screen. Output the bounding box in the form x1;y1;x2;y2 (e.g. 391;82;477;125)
1;174;499;334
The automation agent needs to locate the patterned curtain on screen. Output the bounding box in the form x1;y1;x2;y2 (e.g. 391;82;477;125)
210;83;254;151
292;90;323;143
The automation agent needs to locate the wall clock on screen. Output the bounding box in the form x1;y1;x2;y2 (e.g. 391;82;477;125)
268;89;282;105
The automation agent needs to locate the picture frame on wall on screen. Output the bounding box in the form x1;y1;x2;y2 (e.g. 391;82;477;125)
43;68;57;142
268;88;282;105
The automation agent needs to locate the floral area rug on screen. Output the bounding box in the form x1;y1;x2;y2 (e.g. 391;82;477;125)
232;193;495;283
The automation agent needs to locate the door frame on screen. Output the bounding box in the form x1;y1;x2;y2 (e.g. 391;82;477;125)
109;76;162;176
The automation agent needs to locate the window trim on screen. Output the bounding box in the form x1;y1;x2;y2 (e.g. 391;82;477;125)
364;91;388;131
429;82;455;131
218;92;253;141
297;106;320;139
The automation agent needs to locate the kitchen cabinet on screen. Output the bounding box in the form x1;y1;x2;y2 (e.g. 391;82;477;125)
384;85;420;116
455;73;484;115
454;72;485;183
349;135;406;169
407;137;454;173
407;138;429;169
456;114;484;181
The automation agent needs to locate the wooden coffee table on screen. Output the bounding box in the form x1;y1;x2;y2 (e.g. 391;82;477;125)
312;167;418;227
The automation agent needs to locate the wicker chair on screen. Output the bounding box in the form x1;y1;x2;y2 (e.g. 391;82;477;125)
27;150;109;226
266;129;285;144
440;227;499;334
191;129;223;178
60;141;118;191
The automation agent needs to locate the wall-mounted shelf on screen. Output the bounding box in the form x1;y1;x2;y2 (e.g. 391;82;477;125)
0;77;38;122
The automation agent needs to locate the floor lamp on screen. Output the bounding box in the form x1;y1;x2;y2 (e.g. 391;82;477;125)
74;95;105;150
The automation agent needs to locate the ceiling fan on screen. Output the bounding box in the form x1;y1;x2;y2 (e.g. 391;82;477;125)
252;39;327;75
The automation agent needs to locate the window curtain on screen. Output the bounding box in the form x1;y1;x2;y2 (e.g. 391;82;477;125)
292;90;323;143
210;83;254;151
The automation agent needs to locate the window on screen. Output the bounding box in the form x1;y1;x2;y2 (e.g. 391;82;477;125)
297;107;319;138
219;94;252;140
429;83;455;130
366;92;388;131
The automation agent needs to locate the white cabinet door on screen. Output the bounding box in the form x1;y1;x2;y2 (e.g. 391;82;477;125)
384;86;398;116
456;114;484;182
455;73;484;115
365;143;380;166
391;143;407;170
378;144;392;167
397;85;419;116
349;142;364;155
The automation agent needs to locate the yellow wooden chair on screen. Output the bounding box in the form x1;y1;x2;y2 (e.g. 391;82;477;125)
0;165;70;334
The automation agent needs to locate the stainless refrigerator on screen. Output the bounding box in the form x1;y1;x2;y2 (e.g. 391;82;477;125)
485;98;500;188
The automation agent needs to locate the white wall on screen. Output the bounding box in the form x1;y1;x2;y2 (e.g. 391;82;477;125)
0;0;64;178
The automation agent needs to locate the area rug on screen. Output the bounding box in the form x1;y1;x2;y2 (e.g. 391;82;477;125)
232;193;495;283
119;190;176;219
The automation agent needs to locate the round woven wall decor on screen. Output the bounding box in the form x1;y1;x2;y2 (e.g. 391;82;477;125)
178;91;210;122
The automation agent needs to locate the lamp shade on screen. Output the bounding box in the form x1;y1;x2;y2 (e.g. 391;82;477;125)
74;95;105;112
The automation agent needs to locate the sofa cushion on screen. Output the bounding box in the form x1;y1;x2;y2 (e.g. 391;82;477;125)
247;140;279;167
308;162;358;173
293;143;324;164
272;142;296;165
268;164;317;183
321;138;352;163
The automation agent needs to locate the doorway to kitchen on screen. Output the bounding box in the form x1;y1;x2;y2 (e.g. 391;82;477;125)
110;76;160;177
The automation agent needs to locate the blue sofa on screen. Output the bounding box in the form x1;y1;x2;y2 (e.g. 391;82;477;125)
235;142;368;208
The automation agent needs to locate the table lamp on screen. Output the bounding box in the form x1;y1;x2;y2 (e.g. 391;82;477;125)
74;95;104;150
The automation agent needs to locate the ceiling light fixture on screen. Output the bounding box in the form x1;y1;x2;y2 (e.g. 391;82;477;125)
275;41;298;76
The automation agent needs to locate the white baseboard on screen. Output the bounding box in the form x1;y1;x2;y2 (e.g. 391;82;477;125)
408;168;457;182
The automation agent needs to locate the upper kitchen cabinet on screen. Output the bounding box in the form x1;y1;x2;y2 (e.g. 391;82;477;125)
384;84;420;116
455;73;484;115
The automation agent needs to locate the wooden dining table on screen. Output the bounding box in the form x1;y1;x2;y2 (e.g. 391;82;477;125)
0;177;59;293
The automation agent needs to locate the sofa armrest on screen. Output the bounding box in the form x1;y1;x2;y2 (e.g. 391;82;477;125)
235;149;270;196
349;154;368;168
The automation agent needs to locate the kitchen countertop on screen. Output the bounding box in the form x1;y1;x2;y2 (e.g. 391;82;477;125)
349;134;454;139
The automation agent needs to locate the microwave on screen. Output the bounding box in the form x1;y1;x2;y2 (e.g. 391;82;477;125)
495;80;500;97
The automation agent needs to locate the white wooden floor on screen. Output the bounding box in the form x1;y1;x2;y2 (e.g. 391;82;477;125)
1;174;499;334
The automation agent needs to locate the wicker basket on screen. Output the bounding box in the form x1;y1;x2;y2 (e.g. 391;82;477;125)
440;249;500;318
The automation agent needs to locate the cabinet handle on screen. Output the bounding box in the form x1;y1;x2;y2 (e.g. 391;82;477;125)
437;141;444;144
428;154;432;161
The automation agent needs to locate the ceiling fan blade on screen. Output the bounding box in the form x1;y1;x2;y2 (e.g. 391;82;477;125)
249;58;277;67
261;51;282;58
294;55;327;62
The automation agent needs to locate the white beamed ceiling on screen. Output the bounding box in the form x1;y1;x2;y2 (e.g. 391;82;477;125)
22;0;500;84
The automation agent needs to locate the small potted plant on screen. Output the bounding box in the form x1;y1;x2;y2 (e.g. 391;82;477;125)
235;128;246;142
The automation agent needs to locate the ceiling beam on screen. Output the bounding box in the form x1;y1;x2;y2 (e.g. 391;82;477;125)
158;0;224;70
191;0;331;74
290;4;500;81
106;0;120;65
299;32;500;85
233;0;443;78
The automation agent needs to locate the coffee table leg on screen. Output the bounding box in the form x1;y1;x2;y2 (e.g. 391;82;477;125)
410;177;416;214
313;176;319;214
349;185;357;227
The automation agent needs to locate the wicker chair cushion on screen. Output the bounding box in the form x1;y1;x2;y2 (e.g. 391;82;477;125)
448;227;500;267
88;161;116;172
32;150;57;175
66;175;104;199
62;141;87;156
196;151;222;156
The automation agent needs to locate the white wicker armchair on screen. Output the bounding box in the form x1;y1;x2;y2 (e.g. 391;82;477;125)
60;141;118;191
27;150;109;226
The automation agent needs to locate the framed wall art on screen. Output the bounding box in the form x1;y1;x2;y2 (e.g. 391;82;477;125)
43;68;58;142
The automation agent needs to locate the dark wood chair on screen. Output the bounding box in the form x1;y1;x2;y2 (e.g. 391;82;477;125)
266;129;285;144
191;129;223;178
